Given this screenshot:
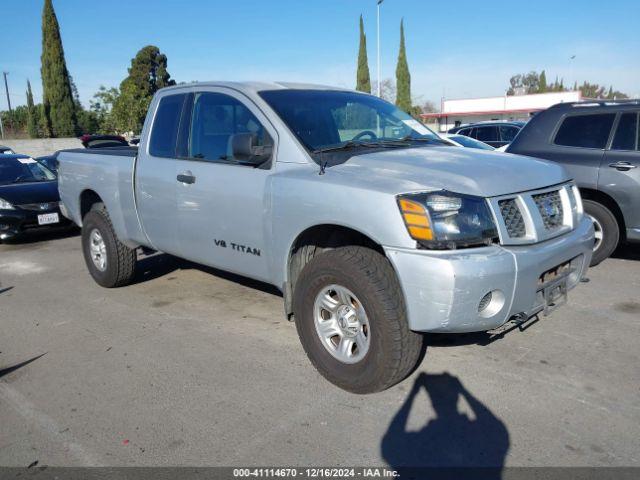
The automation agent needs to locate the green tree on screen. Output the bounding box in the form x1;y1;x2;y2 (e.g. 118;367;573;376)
40;0;78;137
538;70;547;93
90;86;119;134
112;45;176;133
26;80;39;138
356;15;371;93
395;19;412;113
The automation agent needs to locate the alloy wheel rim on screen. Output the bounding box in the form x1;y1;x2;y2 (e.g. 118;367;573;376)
313;284;370;364
587;214;604;252
89;229;107;272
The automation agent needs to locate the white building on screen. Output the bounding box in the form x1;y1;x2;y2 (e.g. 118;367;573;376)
422;91;584;132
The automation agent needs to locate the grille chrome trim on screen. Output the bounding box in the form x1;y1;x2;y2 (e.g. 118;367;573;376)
17;202;60;211
488;182;579;245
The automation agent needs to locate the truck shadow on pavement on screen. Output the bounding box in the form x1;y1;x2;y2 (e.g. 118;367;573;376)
381;372;509;479
133;252;282;296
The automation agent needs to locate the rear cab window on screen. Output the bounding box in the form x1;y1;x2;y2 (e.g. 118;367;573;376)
149;93;187;157
553;113;616;149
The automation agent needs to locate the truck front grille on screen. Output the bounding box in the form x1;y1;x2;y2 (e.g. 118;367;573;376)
532;190;563;230
490;183;579;245
498;199;526;238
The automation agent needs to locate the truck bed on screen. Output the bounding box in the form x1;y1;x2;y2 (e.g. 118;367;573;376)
57;147;147;248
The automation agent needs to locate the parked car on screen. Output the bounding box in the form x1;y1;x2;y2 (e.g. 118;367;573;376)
57;82;593;393
80;134;129;149
1;145;15;154
507;100;640;266
36;135;132;173
440;133;495;150
449;121;525;148
0;154;70;241
36;151;61;173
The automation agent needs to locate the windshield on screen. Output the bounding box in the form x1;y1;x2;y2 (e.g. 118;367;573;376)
259;89;442;152
0;158;56;185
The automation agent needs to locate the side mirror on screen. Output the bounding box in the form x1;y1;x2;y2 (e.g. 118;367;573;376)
231;133;273;165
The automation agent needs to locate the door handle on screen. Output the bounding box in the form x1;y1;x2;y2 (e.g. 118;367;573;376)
608;161;637;171
177;172;196;184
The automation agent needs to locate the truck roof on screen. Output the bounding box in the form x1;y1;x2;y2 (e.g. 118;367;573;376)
160;81;352;94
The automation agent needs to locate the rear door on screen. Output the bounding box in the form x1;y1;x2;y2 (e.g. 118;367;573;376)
135;91;189;254
546;112;617;187
601;111;640;231
173;87;277;282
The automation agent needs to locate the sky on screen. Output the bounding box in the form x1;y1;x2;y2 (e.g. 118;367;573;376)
1;0;639;111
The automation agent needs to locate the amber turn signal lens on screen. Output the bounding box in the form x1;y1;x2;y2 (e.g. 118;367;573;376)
398;198;434;241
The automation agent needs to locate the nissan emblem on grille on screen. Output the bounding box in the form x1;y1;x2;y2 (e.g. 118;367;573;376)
533;191;563;230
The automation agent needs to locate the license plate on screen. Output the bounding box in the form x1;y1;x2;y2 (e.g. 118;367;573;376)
37;212;59;225
543;277;568;315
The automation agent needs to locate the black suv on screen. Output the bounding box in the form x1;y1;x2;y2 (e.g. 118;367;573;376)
448;121;525;148
507;100;640;265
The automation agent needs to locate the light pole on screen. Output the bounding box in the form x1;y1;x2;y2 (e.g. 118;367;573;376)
3;72;14;132
569;55;576;90
377;0;384;97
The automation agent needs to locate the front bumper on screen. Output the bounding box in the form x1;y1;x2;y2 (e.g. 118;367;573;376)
0;207;71;240
385;216;594;333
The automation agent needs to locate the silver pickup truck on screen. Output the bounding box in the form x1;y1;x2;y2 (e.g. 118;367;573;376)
58;82;594;393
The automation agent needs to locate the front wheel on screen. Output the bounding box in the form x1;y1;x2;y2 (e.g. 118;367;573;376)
583;199;619;267
293;246;424;394
81;204;136;288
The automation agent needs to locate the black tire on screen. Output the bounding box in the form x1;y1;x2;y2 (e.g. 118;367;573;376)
293;246;424;394
81;204;136;288
583;200;619;267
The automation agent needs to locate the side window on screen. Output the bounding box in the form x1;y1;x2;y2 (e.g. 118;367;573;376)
149;94;187;157
611;113;639;151
188;92;267;162
458;128;470;137
475;126;498;142
499;125;519;142
554;114;616;149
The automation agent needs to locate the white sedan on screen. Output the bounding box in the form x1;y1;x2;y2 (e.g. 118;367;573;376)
439;133;495;151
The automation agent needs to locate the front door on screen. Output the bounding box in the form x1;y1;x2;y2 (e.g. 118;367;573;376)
601;111;640;232
174;88;276;282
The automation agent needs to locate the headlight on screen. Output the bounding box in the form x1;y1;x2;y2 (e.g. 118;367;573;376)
397;191;498;249
0;198;15;210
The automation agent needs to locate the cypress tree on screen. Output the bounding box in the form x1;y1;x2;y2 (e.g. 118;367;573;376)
538;70;547;93
112;45;176;133
40;0;78;137
26;80;39;138
356;15;371;93
395;19;412;113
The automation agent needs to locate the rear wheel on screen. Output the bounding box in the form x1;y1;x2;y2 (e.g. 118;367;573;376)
583;199;619;267
81;204;136;287
293;246;424;394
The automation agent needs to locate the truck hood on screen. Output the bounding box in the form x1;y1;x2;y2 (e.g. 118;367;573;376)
334;146;571;197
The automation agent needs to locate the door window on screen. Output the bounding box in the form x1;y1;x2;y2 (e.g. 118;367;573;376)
554;114;616;149
499;125;519;142
149;94;187;157
611;112;639;151
187;92;267;162
475;126;498;142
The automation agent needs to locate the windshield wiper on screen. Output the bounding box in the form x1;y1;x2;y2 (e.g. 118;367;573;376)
312;141;372;154
313;140;415;154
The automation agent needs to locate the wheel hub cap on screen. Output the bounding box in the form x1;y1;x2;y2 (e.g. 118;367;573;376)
89;229;107;272
313;284;370;364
